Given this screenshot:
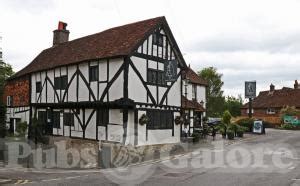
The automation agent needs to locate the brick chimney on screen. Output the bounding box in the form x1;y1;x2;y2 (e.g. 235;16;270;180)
53;21;69;46
294;80;299;89
270;84;275;91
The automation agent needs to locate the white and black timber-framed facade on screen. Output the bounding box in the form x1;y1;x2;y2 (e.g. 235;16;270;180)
3;17;204;146
182;67;208;136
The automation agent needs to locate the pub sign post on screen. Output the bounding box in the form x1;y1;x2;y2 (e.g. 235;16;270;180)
245;81;256;118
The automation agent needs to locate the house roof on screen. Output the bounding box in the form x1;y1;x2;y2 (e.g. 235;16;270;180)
183;67;208;86
11;16;186;79
182;96;205;112
242;88;300;109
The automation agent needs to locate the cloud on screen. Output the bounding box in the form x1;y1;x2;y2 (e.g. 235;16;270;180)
2;0;300;98
186;32;300;53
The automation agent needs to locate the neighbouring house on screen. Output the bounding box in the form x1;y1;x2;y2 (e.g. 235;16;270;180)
3;17;207;146
182;67;207;135
241;81;300;123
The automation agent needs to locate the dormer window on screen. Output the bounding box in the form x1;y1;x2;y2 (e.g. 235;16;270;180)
153;32;163;47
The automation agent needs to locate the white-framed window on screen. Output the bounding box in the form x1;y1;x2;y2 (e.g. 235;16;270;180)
266;108;276;115
246;109;254;114
7;96;13;106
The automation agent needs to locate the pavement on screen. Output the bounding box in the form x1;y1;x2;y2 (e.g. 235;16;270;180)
0;128;299;186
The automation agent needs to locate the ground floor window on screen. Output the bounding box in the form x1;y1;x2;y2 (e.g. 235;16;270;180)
53;111;60;128
147;110;173;129
97;109;109;126
63;113;74;126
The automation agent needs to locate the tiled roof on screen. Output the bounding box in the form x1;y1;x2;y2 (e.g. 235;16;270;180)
183;67;208;86
242;88;300;108
11;17;166;79
182;96;205;112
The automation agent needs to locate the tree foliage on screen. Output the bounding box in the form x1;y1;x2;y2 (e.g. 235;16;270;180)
224;95;243;117
0;60;14;99
198;67;225;117
0;59;14;138
280;106;300;117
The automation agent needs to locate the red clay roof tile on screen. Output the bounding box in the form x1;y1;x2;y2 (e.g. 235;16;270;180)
12;16;165;78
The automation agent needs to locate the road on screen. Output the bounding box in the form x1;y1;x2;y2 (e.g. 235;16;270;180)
0;129;299;186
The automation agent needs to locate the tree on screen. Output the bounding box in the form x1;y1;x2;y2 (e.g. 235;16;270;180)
224;95;243;117
0;61;14;99
198;67;225;117
0;59;14;137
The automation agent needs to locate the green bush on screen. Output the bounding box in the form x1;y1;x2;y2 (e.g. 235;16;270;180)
222;110;232;125
236;126;247;137
280;123;296;130
217;127;226;138
235;118;254;132
227;129;235;140
16;121;27;137
191;132;201;143
0;103;6;138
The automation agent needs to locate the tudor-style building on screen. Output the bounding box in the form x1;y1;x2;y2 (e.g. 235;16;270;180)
3;17;205;146
182;67;207;135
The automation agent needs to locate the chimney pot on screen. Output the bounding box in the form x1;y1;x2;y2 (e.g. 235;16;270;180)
58;21;67;30
270;84;275;91
294;80;299;89
53;21;69;46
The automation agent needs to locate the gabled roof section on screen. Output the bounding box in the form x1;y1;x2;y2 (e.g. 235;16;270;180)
242;88;300;109
182;96;205;112
11;16;179;79
183;67;208;86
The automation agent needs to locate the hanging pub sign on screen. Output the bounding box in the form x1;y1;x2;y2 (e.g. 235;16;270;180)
245;81;256;98
165;60;177;82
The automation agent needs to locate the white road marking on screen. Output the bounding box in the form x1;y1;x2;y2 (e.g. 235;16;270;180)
292;178;300;181
42;178;62;182
65;176;81;180
0;179;11;183
14;180;23;184
20;180;31;185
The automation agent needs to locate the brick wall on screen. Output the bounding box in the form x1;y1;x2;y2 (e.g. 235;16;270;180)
3;76;30;107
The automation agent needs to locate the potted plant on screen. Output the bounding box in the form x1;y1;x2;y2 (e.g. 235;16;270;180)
139;114;149;125
227;129;235;140
191;132;200;143
236;126;247;137
175;116;184;125
219;127;226;138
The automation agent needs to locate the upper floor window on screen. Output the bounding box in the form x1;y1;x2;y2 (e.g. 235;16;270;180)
7;96;13;106
147;69;166;86
89;65;99;82
192;84;197;100
36;82;42;93
54;76;68;90
153;32;163;47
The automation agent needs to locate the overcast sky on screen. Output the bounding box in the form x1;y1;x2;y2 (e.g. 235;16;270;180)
1;0;300;98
